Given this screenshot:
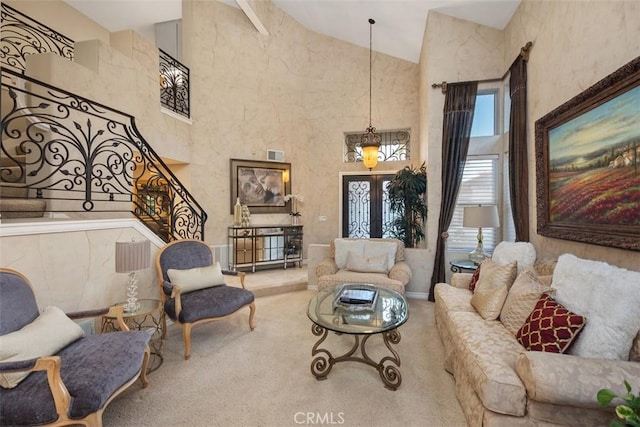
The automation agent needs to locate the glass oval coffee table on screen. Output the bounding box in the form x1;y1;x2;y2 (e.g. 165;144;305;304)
307;284;409;390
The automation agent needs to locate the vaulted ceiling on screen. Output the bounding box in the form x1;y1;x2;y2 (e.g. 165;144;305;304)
65;0;521;63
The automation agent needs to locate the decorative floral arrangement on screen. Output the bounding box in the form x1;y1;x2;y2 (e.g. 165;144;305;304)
283;194;304;216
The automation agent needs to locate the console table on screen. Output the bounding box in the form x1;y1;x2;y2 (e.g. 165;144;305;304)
228;225;303;272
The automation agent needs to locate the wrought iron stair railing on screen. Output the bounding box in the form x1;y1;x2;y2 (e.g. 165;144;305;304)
0;3;74;73
1;67;207;241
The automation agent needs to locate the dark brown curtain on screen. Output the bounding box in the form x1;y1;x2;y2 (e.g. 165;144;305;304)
428;81;478;301
508;56;529;241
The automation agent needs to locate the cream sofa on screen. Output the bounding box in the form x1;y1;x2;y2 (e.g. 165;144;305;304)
435;249;640;427
315;238;412;294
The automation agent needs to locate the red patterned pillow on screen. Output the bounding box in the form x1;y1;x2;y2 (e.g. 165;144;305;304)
469;265;482;292
516;293;586;353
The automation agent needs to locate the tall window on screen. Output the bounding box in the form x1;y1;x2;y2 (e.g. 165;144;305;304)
471;91;497;137
448;85;503;253
447;156;499;252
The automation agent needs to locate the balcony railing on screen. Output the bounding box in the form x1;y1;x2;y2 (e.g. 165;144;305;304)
1;67;207;241
2;5;191;121
0;3;74;73
159;49;190;119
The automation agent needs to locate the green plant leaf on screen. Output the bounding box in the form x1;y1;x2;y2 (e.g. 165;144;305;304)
616;405;635;419
598;389;617;406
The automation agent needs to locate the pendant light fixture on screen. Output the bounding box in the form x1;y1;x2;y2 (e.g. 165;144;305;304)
361;18;381;170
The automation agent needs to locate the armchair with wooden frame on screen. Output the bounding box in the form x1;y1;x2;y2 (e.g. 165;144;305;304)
0;268;151;426
156;239;256;360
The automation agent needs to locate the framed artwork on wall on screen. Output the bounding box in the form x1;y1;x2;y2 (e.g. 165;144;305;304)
230;159;291;214
535;56;640;251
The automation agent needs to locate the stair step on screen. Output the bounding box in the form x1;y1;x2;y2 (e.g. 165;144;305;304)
0;198;46;219
0;185;28;198
0;154;26;167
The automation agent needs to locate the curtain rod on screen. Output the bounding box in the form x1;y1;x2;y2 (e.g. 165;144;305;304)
432;41;533;94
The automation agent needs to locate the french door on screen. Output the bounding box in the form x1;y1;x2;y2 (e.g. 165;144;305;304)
341;174;396;238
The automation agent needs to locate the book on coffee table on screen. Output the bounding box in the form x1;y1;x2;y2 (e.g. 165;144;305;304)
334;285;378;311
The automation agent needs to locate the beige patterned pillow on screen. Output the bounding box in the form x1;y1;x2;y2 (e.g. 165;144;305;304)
345;251;388;273
471;260;517;320
500;269;554;336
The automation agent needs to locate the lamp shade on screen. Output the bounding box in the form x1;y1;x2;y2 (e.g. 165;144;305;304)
463;205;500;228
115;240;151;273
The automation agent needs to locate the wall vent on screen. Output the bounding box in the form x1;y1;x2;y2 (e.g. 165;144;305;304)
266;149;285;162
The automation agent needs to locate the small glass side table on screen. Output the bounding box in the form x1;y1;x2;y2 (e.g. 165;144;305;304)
101;299;164;373
449;259;478;273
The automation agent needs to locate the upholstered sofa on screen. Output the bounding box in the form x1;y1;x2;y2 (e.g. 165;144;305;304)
315;238;412;293
0;268;151;426
435;246;640;426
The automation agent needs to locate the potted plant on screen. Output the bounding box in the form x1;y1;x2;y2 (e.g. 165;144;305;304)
597;380;640;427
387;162;427;248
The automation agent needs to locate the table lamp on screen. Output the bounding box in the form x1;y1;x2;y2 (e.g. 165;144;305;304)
115;239;151;313
463;205;499;264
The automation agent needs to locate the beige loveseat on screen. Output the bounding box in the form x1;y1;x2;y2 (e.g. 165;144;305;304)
315;238;412;294
435;247;640;426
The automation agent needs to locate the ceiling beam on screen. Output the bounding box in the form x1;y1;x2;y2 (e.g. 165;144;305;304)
235;0;269;36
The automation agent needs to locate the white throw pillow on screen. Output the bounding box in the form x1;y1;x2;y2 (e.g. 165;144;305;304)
363;241;397;272
492;241;536;274
0;306;85;388
345;251;389;274
167;263;225;294
334;239;365;269
551;254;640;360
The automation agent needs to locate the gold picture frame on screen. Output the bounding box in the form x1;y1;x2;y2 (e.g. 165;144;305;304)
535;56;640;251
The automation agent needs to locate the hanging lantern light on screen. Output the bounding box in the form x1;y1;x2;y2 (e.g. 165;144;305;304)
361;18;381;171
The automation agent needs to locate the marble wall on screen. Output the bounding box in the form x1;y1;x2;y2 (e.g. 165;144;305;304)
182;0;419;250
0;221;161;311
504;0;639;270
419;1;640;279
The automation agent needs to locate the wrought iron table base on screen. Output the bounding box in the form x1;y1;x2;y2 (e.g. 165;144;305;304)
310;324;402;390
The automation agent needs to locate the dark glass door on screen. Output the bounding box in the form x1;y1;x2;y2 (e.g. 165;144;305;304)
342;174;396;238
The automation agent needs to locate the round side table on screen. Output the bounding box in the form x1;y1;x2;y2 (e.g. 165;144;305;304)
449;259;478;273
101;299;164;373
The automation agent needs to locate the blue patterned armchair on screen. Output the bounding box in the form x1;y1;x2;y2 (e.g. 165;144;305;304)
0;268;151;426
156;239;256;360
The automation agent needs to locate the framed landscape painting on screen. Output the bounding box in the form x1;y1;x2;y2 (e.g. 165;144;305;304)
535;56;640;251
229;159;291;214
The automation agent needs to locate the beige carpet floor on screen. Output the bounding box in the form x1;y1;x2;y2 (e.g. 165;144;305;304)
102;290;467;427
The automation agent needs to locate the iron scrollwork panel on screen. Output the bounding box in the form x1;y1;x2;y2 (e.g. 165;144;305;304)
347;180;371;238
1;68;206;240
159;49;190;119
344;129;411;164
0;3;74;73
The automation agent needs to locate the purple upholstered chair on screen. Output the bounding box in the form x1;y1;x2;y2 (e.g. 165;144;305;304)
0;268;151;426
156;239;256;360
